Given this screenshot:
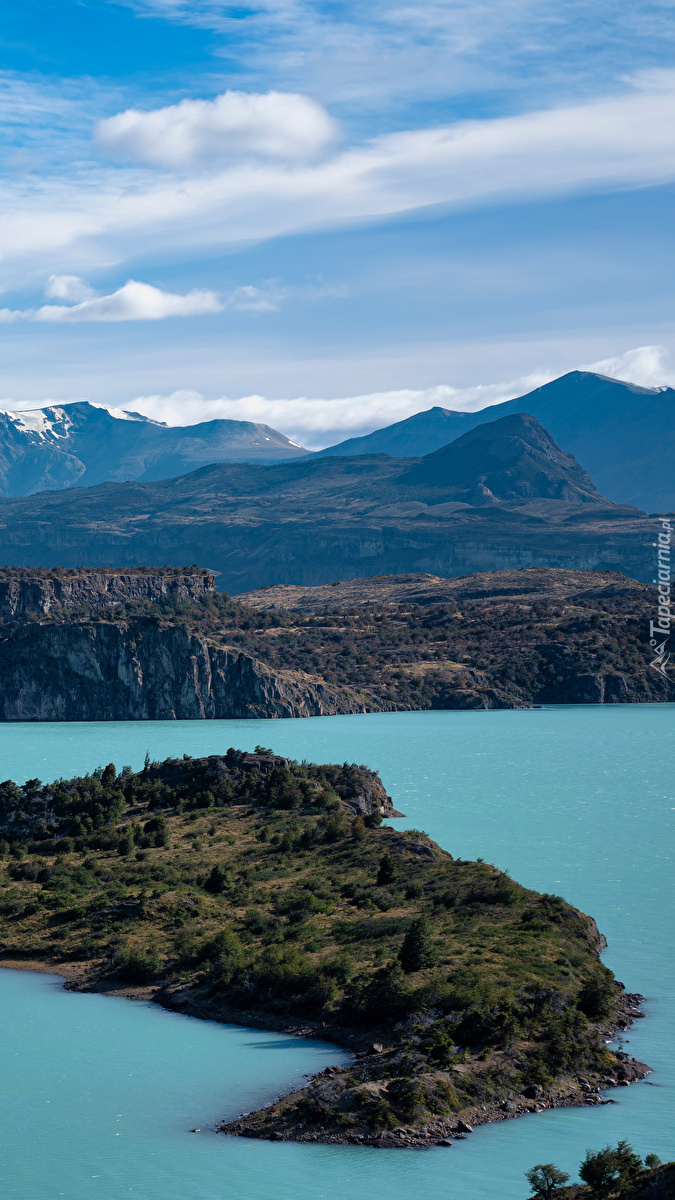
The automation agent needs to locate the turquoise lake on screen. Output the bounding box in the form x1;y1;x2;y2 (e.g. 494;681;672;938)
0;705;673;1199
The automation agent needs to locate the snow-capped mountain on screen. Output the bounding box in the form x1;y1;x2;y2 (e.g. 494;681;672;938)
0;401;309;496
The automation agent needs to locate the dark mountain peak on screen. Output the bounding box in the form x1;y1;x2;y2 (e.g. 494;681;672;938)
406;412;605;505
313;370;675;510
313;403;477;459
516;369;670;400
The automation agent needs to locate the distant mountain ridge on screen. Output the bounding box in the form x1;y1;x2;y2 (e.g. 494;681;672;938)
316;371;675;512
0;401;309;496
314;405;477;459
401;412;604;503
0;410;653;590
3;371;673;510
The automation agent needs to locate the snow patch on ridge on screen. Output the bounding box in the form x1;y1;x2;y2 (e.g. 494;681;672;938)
88;402;166;426
6;407;72;440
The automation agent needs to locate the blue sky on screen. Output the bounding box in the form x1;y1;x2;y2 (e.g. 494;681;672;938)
1;0;674;446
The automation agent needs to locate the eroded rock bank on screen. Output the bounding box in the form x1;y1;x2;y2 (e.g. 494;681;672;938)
0;621;370;719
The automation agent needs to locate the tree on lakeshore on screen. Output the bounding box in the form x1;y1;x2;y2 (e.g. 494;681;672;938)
524;1163;570;1198
578;1140;643;1191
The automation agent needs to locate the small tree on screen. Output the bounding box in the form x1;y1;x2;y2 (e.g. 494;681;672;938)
645;1154;662;1170
204;865;229;894
525;1163;570;1198
577;969;616;1020
612;1140;643;1181
579;1146;619;1190
376;853;394;886
101;763;117;787
579;1141;643;1190
399;917;436;973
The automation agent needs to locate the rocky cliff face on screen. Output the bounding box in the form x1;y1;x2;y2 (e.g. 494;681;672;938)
0;621;369;721
0;569;214;621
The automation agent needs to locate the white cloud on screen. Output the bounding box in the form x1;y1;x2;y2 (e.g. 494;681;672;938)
0;280;222;323
123;345;674;447
224;283;287;312
2;73;675;280
125;371;554;447
44;274;98;303
580;344;675;389
95;90;339;169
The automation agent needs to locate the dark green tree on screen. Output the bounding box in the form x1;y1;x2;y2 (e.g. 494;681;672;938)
612;1140;643;1181
579;1146;620;1190
399;917;436;973
577;968;616;1019
524;1163;570;1198
101;763;117;787
204;865;229;894
376;853;394;886
353;960;410;1021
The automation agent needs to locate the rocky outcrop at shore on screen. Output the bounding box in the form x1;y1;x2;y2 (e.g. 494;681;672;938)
217;989;651;1149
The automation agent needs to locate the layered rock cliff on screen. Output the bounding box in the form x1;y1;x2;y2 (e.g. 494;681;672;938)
0;620;370;721
0;567;214;621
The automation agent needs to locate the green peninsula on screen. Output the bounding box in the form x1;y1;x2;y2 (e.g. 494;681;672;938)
0;751;649;1146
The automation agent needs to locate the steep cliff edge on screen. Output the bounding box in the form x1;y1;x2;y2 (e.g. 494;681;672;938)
0;565;670;720
0;566;214;621
0;621;370;720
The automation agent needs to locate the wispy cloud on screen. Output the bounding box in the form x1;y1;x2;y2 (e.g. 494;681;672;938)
122;0;675;119
0;279;222;322
2;73;675;281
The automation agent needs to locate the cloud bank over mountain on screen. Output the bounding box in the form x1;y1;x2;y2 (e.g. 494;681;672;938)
121;345;674;447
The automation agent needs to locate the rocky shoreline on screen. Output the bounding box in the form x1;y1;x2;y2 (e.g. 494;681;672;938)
0;961;651;1150
215;989;650;1148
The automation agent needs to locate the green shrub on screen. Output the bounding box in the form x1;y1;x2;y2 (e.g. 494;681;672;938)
115;945;161;983
399;917;436;973
577;968;617;1020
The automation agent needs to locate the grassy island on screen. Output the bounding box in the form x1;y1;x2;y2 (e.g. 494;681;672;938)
0;751;649;1146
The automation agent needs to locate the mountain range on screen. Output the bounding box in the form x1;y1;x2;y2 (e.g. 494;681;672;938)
0;411;653;591
316;371;675;512
0;401;308;496
0;371;673;512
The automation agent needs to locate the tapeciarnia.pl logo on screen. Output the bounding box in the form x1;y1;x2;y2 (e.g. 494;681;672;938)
649;517;672;677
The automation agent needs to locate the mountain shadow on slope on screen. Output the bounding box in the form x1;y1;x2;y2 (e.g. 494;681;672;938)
402;413;604;505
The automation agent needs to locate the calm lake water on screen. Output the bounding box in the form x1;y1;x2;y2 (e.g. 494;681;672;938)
0;706;673;1199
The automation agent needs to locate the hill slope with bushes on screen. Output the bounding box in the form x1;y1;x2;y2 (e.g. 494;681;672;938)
0;751;649;1146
